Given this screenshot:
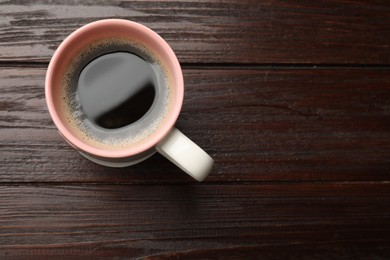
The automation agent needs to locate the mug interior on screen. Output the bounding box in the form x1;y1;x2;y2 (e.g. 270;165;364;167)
45;19;183;158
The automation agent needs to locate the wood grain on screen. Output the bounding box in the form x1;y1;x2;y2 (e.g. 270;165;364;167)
1;0;390;259
1;66;389;183
0;183;389;259
0;0;389;64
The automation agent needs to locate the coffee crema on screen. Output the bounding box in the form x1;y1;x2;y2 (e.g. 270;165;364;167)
60;38;172;150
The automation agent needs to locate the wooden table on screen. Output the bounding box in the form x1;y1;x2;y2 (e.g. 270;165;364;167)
1;1;390;259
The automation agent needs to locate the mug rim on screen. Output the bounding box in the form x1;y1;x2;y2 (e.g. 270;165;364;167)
45;19;184;158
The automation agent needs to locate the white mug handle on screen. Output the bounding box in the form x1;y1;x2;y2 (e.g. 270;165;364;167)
156;128;214;181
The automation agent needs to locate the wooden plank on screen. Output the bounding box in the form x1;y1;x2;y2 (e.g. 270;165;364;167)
1;66;389;183
0;0;389;64
0;183;389;258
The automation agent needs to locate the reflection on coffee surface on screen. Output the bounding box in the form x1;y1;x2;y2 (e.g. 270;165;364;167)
77;52;156;129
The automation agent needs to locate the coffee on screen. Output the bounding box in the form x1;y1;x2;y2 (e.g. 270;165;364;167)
60;38;171;150
77;52;157;129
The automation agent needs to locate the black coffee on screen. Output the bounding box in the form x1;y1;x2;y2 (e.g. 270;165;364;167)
77;52;157;129
61;38;171;150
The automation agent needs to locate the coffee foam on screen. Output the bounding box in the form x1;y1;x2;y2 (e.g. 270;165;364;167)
60;37;172;150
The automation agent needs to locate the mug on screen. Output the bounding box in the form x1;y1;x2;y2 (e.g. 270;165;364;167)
45;19;214;181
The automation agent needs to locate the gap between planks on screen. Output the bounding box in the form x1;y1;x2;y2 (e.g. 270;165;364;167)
1;61;390;70
0;181;388;187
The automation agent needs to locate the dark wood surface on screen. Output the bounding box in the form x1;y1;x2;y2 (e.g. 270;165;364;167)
1;184;389;259
1;0;390;259
1;0;390;64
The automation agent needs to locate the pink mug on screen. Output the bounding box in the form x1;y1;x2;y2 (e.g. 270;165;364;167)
45;19;214;181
